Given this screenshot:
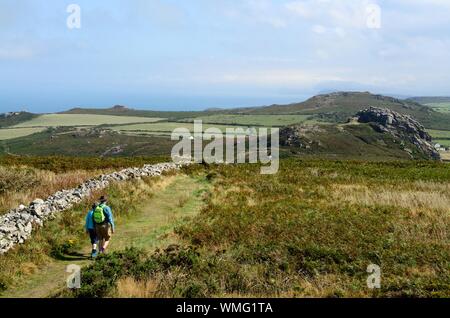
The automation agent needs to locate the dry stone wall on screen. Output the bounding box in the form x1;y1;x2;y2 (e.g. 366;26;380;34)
0;162;186;255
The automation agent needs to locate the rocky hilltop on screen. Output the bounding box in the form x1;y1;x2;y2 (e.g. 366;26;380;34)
280;107;440;160
355;107;440;160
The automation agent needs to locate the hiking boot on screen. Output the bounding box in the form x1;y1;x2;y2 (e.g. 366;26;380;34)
91;249;98;258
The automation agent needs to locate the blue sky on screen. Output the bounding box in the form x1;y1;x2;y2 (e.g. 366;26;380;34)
1;0;450;113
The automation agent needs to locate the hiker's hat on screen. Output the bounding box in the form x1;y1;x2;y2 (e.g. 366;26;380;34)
99;196;107;203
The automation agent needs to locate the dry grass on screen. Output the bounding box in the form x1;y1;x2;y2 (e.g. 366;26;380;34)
331;183;450;215
177;192;190;208
116;277;159;298
0;165;109;214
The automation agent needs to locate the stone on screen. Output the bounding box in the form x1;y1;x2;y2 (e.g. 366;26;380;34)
31;198;44;205
355;107;440;160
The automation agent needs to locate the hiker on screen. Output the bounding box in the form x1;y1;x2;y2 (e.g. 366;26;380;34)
93;195;115;254
85;203;99;258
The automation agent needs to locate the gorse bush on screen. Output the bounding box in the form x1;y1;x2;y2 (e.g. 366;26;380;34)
73;248;144;298
73;246;209;298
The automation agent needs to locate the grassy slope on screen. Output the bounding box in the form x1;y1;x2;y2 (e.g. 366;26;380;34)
0;128;177;157
0;127;46;140
1;174;209;297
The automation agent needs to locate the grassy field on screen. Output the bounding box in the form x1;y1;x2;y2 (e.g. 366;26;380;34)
0;128;178;157
178;114;316;127
428;129;450;139
425;103;450;114
0;127;46;140
14;114;164;128
110;122;252;136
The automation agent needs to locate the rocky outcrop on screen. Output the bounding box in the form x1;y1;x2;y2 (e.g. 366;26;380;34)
355;107;440;160
280;125;325;149
0;162;188;255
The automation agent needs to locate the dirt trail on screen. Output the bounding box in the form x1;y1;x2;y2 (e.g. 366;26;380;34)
2;174;209;298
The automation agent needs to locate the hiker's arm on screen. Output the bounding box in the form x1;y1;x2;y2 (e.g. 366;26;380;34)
105;207;115;232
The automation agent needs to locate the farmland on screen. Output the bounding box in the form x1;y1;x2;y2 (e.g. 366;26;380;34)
428;129;450;139
13;114;165;128
425;103;450;114
110;122;253;136
178;114;318;126
0;127;46;140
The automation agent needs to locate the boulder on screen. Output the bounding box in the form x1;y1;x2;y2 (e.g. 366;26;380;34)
355;107;440;160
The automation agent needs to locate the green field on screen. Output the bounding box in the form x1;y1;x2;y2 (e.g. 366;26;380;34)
179;114;316;126
425;103;450;113
0;127;46;140
110;122;253;136
428;129;450;139
13;114;165;128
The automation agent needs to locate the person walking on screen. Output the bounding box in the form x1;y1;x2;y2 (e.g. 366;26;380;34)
85;203;99;258
93;195;115;254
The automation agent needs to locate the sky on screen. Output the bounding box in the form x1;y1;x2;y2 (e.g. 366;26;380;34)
1;0;450;113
